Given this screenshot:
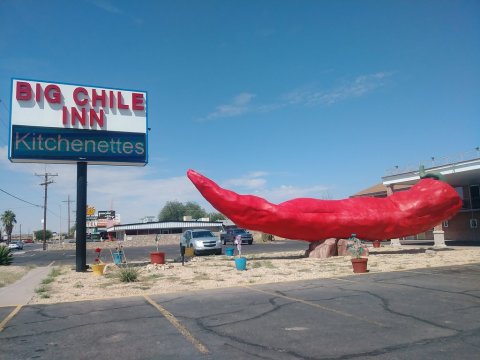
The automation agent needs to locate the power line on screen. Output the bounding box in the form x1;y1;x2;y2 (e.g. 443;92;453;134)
0;187;42;208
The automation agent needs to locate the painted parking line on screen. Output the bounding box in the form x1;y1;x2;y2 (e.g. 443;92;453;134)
0;305;22;332
243;285;385;327
143;295;209;355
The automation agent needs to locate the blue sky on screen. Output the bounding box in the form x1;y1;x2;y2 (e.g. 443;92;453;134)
0;0;479;234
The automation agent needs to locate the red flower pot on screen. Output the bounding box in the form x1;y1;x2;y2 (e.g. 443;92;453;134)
351;258;368;273
150;252;165;264
372;240;381;248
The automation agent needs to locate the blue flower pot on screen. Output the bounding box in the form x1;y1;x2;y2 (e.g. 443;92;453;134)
235;257;247;271
113;251;123;265
226;247;235;256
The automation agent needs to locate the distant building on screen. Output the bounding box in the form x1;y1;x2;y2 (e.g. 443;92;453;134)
107;220;223;240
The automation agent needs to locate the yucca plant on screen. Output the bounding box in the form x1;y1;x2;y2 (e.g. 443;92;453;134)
0;246;13;265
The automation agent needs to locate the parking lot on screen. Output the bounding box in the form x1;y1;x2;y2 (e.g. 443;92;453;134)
1;263;480;359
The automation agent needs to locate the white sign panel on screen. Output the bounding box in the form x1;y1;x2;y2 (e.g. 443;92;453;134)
9;78;148;166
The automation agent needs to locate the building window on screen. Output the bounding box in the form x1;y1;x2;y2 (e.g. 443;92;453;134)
442;220;449;228
471;185;480;209
455;187;468;209
470;219;478;229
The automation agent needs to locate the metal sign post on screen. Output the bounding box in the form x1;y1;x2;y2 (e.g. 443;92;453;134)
75;162;87;272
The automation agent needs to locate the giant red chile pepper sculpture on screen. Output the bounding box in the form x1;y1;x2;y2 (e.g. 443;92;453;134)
187;169;462;242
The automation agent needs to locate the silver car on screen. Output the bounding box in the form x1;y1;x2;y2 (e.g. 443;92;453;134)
180;229;222;255
8;241;24;250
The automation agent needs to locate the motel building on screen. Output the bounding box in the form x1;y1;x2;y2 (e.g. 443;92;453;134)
352;150;480;247
106;219;225;243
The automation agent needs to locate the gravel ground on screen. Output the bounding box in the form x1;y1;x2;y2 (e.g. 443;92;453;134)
28;246;480;304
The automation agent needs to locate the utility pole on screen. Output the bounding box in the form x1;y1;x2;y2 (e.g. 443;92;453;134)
36;172;58;251
63;195;75;237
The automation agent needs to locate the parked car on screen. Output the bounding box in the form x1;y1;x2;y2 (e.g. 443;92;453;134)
8;241;24;250
180;229;222;255
220;228;254;245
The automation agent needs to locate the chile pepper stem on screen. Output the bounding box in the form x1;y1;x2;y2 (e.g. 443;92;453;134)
419;165;445;182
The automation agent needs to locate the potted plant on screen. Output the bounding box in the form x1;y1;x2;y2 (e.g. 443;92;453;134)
347;234;368;273
372;240;382;248
91;247;106;275
150;234;165;264
234;235;247;270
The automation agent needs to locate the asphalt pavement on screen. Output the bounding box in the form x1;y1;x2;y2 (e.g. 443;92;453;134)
1;262;480;359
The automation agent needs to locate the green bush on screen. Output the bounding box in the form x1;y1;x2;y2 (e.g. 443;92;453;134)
0;246;13;265
118;267;139;282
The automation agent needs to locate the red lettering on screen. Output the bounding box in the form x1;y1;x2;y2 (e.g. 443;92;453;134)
35;83;42;102
92;89;106;107
62;106;68;125
132;93;145;111
73;87;88;106
71;107;87;126
45;84;61;104
117;91;129;109
109;90;114;108
16;81;32;101
89;109;104;127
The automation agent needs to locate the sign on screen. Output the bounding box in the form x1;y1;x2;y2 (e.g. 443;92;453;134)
86;205;96;216
9;78;148;166
98;210;115;219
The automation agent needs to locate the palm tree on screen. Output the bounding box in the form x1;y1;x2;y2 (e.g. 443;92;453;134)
1;210;17;244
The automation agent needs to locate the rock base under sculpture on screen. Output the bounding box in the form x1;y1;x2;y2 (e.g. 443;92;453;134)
305;239;338;258
305;238;369;258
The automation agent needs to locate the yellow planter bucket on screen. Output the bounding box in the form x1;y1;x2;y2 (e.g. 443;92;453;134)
91;263;106;276
185;247;194;257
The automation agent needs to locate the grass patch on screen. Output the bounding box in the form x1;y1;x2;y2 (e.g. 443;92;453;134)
118;267;140;282
144;273;165;280
73;282;84;288
193;273;211;281
251;260;276;269
49;268;62;277
41;277;54;285
0;265;37;288
0;271;26;287
34;267;63;298
35;284;49;294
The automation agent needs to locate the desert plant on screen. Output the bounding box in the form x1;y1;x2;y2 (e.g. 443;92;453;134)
0;246;13;265
118;267;139;282
347;234;368;259
35;284;50;298
261;233;274;242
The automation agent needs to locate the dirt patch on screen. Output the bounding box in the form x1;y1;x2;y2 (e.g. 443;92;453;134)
0;265;35;288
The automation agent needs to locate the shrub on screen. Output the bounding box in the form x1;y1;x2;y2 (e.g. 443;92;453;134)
118;267;139;282
0;246;13;265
